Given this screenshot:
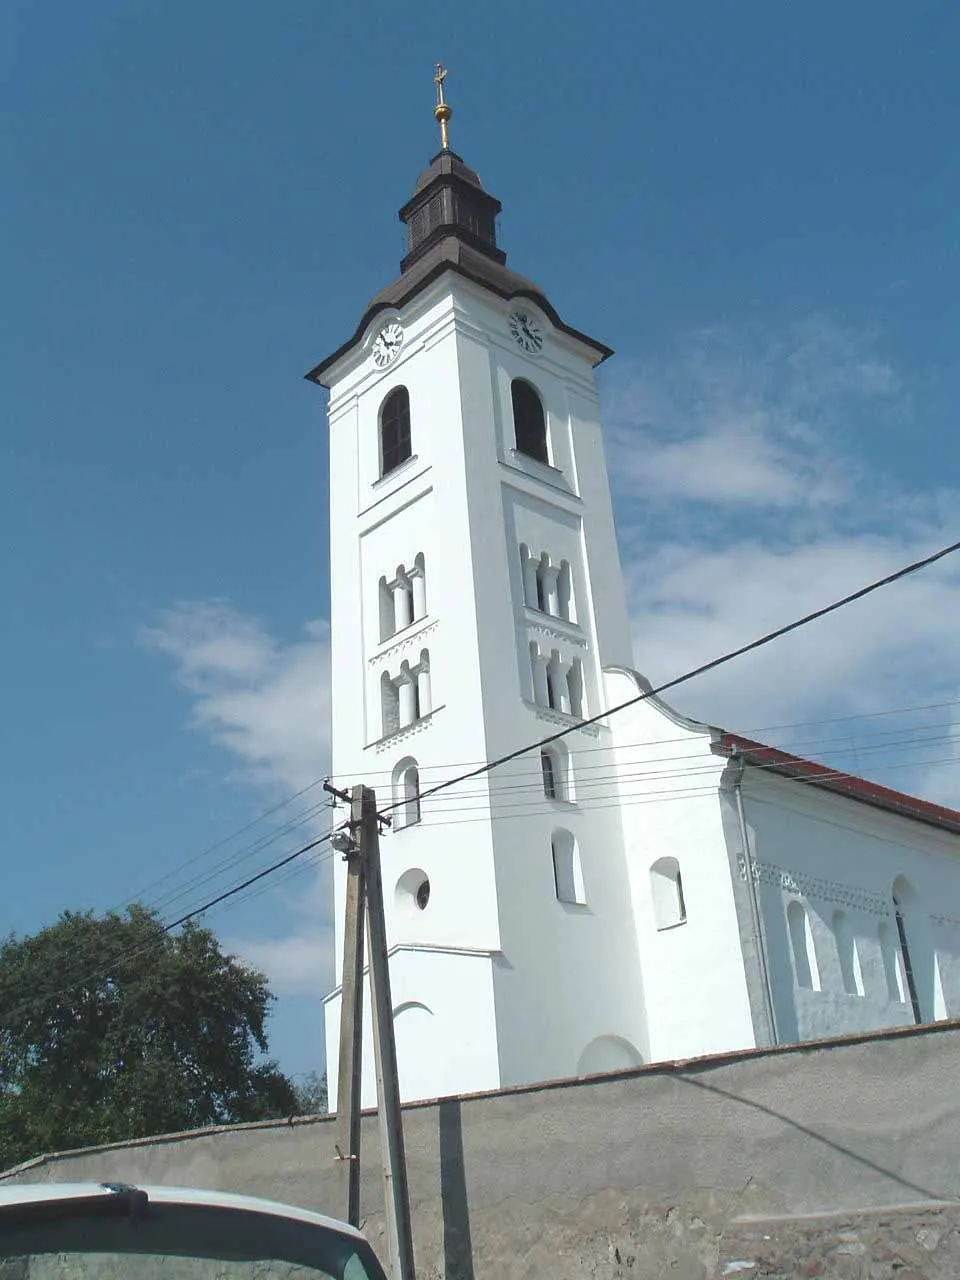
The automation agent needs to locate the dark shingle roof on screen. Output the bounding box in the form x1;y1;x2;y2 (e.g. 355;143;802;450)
305;149;613;387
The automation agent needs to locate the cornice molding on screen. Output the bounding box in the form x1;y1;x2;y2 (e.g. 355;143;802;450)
370;706;443;753
370;617;439;667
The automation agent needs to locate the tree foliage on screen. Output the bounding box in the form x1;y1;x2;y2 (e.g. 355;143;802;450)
292;1069;329;1115
0;906;300;1169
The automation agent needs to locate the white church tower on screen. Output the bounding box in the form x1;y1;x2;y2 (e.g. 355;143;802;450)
307;68;655;1105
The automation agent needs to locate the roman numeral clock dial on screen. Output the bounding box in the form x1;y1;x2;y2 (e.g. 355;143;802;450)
508;309;544;354
373;321;404;368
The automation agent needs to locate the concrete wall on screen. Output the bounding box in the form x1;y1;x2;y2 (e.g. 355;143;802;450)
6;1023;960;1279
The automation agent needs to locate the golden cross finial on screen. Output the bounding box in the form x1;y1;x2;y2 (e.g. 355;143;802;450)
433;61;452;151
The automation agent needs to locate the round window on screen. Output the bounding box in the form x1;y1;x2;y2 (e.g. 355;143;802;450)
396;867;431;915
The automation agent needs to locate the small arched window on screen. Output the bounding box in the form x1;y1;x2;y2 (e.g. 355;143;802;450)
380;386;411;477
650;857;686;930
540;741;571;801
393;757;421;830
893;877;923;1024
512;379;548;464
558;559;575;622
411;552;427;620
878;922;903;1002
787;900;820;991
381;671;400;738
552;829;585;905
833;909;864;996
378;575;395;642
568;659;585;719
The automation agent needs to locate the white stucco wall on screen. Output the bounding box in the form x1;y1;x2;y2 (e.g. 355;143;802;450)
739;768;960;1046
324;947;500;1110
605;672;758;1063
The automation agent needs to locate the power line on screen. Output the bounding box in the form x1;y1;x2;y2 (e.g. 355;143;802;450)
9;540;959;1028
148;798;333;916
9;800;337;996
98;696;958;932
162;831;334;931
382;536;960;817
405;725;960;807
2;831;336;1025
387;750;960;834
324;697;960;784
22;716;953;1007
119;777;330;909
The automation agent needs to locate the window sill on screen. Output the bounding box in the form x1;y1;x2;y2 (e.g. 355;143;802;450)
372;614;435;662
369;705;444;751
374;453;420;488
510;448;563;476
361;458;432;519
655;920;688;933
393;818;422;834
523;700;601;735
523;606;585;642
501;453;579;500
526;699;588;723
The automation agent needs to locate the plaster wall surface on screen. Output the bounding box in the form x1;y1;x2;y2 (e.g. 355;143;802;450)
7;1025;960;1280
325;948;500;1111
740;769;960;1046
606;674;757;1063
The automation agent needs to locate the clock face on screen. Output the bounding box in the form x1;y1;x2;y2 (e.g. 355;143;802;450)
372;321;404;368
508;310;544;354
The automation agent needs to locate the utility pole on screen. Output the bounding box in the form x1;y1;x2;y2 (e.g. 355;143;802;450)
361;786;417;1280
328;783;416;1280
331;783;366;1227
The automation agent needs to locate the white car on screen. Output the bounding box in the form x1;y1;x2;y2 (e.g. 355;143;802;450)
0;1181;388;1278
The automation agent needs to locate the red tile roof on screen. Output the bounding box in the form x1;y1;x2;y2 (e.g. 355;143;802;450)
716;732;960;837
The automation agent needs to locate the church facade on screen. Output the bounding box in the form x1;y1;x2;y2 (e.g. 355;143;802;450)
308;85;960;1109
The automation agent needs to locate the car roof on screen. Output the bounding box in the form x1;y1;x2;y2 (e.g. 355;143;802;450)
0;1182;366;1243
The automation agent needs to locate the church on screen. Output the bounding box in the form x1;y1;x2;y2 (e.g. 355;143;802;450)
307;70;960;1109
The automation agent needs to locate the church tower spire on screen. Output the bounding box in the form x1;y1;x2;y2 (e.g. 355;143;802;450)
433;61;452;152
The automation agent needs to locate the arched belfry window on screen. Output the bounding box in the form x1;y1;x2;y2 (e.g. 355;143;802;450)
541;750;557;799
540;742;570;801
380;387;411;477
511;379;548;465
392;757;421;830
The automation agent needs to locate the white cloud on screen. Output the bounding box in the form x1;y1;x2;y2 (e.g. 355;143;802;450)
603;316;894;512
235;928;335;997
628;534;960;730
141;601;330;794
142;601;335;996
606;319;960;804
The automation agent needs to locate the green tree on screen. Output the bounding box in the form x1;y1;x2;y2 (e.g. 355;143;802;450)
292;1069;329;1115
0;905;299;1170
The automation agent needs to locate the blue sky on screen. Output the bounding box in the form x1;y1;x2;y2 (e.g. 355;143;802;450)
4;1;960;1081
